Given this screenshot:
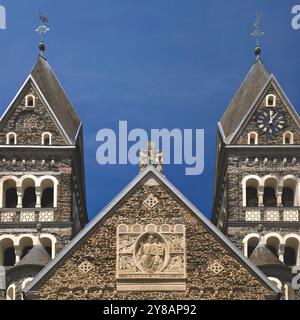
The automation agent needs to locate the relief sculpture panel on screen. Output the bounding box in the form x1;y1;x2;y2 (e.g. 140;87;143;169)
116;224;186;291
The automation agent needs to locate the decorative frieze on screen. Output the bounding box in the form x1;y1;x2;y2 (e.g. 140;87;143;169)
245;211;261;222
20;211;35;222
264;211;280;221
283;210;299;222
39;211;54;222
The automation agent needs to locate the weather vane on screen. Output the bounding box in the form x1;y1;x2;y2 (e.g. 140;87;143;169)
36;11;50;42
251;11;264;47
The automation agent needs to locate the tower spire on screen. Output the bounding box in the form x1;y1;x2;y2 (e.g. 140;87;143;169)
251;11;264;61
35;11;50;56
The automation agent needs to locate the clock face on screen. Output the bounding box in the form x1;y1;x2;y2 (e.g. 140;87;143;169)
257;110;285;134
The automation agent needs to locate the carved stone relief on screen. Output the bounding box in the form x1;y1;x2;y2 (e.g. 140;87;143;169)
116;224;186;291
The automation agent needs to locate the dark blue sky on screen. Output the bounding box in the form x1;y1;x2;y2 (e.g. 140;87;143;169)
0;1;299;220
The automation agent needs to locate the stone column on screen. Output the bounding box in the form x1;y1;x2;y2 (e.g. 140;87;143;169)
277;186;283;207
14;246;22;264
278;244;285;263
16;187;22;209
35;187;41;208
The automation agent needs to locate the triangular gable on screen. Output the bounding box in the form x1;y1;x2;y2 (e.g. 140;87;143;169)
230;74;300;144
0;74;72;145
23;166;280;298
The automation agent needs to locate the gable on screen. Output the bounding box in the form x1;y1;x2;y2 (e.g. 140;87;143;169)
23;167;279;300
0;78;69;145
233;77;300;145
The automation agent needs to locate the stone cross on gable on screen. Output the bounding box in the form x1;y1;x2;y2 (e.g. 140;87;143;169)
139;141;163;174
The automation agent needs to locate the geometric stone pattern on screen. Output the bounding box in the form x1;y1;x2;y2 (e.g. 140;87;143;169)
245;211;261;222
208;261;225;275
78;261;94;274
20;212;35;222
116;224;186;291
143;195;159;208
39;211;54;222
264;211;280;222
0;212;15;222
283;210;299;222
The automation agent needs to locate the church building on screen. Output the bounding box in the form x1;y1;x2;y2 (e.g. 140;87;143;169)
0;22;299;300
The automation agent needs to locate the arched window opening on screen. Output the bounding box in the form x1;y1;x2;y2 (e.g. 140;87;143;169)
245;178;259;207
282;188;294;207
22;179;36;208
247;237;259;257
266;94;276;107
41;179;54;208
283;132;293;145
22;187;36;208
0;238;16;266
246;188;258;207
40;237;52;257
42;132;52;146
25;95;35;108
263;178;277;207
284;238;299;266
4;247;15;266
282;179;296;207
3;179;17;208
6;133;16;145
248;132;258;145
19;237;33;260
41;188;54;208
266;237;280;258
284;247;296;266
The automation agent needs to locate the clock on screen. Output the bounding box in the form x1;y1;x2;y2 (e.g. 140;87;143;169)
257;110;285;134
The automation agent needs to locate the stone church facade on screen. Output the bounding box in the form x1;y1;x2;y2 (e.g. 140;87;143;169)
0;41;299;300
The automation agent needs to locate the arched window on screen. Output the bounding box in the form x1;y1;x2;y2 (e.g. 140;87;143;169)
3;179;17;208
283;131;294;145
247;237;259;257
25;95;35;108
248;132;258;145
19;237;33;259
282;178;296;207
266;236;280;258
42;132;52;146
40;237;52;257
22;179;36;208
284;238;299;266
245;178;259;207
6;132;17;145
263;178;277;207
0;238;16;266
266;94;276;107
6;284;16;300
41;179;54;208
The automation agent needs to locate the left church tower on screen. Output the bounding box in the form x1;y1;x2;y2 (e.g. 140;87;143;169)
0;43;88;300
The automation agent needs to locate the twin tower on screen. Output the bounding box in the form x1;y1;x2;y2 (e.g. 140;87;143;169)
0;43;299;300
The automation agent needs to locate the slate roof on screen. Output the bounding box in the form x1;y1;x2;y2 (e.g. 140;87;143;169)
17;241;51;267
31;56;81;143
23;165;280;297
219;59;269;142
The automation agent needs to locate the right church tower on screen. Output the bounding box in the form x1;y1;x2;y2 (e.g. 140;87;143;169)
212;45;300;300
